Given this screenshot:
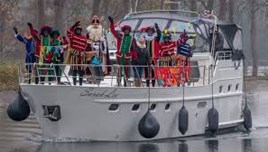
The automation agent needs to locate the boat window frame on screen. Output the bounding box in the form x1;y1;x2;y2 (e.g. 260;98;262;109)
165;103;171;111
235;83;239;91
219;85;223;93
150;104;157;112
131;104;140;112
228;84;232;92
108;104;119;112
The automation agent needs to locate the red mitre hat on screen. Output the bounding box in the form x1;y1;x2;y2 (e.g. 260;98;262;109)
91;15;100;25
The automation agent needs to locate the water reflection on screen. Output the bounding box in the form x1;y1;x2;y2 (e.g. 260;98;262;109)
206;140;218;152
37;142;161;152
178;141;188;152
243;139;252;152
138;143;159;152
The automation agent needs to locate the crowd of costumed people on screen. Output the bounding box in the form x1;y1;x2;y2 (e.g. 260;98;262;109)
14;15;194;87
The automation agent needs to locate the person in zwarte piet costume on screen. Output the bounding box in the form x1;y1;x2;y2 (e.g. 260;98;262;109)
67;21;88;86
28;23;52;84
13;27;36;84
108;16;137;87
47;29;68;84
177;30;192;84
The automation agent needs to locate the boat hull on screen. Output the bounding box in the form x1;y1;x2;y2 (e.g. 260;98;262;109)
21;82;243;141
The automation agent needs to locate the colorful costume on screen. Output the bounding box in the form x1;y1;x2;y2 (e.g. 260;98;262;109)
14;30;36;84
29;24;52;84
48;29;68;84
177;32;192;84
67;22;88;86
158;30;177;66
109;17;136;86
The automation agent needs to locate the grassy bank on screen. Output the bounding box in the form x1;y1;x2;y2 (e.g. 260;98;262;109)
0;62;19;91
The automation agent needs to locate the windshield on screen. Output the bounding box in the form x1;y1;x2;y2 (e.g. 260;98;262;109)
106;31;117;50
107;18;227;53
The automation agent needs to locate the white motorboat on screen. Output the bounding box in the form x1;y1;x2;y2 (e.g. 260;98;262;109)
8;10;250;142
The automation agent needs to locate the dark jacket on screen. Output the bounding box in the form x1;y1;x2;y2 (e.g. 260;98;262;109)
15;34;36;64
132;47;150;66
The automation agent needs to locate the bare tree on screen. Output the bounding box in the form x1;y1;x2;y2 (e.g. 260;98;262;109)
198;0;215;10
170;0;179;10
160;0;165;10
0;0;18;54
92;0;102;17
219;0;227;20
36;0;45;27
54;0;65;32
122;0;131;12
250;0;258;77
189;0;197;12
228;0;235;22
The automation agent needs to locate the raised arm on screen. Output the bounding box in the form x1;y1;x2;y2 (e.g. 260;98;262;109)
27;23;40;40
154;23;161;42
13;27;26;44
67;21;80;39
108;16;121;39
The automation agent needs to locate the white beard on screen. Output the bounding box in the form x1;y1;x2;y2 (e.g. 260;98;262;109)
144;34;155;41
86;25;103;42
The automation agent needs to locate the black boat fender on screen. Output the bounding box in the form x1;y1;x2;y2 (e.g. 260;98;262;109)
207;107;219;133
178;83;189;135
178;105;189;135
138;111;160;139
7;89;30;121
243;105;252;131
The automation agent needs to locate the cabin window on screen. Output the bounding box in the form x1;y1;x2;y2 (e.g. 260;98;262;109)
219;85;223;93
109;104;119;112
150;104;157;111
228;85;232;92
165;103;171;111
132;104;140;112
236;83;239;91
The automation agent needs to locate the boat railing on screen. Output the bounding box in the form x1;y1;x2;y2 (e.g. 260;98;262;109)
215;51;232;61
17;63;222;87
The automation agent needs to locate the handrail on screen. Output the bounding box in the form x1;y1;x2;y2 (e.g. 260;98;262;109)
215;51;232;61
18;63;241;87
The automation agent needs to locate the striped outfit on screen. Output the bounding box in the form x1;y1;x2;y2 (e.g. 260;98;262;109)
67;28;88;70
159;41;177;66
